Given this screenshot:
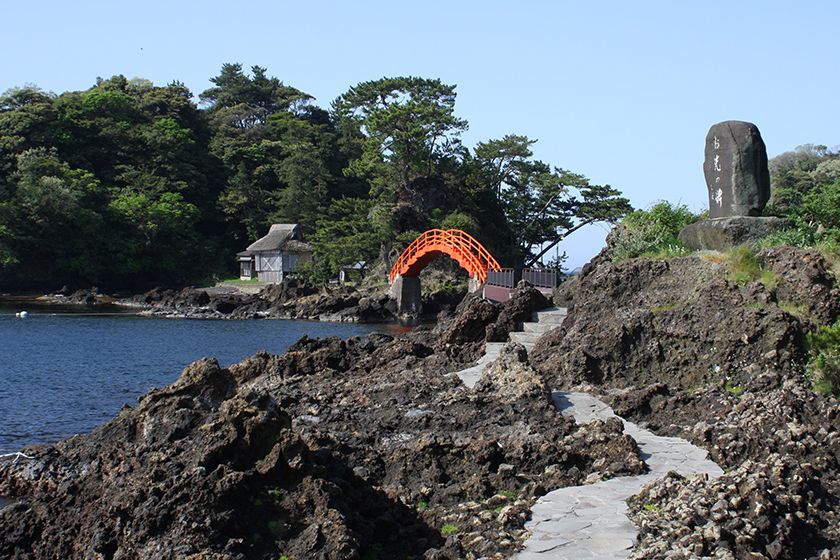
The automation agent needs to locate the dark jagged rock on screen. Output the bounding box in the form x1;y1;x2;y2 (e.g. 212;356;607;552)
485;284;550;342
0;304;647;559
124;279;457;323
529;248;838;389
40;286;105;305
611;375;840;560
761;246;840;326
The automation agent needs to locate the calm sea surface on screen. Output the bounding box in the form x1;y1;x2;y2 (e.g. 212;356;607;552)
0;302;398;453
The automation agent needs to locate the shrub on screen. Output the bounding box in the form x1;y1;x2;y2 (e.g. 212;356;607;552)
609;201;698;261
806;320;840;396
440;524;458;536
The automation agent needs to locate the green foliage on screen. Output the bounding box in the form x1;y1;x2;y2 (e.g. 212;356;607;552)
416;500;428;511
724;246;779;289
436;211;479;233
651;303;678;315
610;201;698;261
310;198;384;280
333;76;467;197
641;503;663;514
806;320;840;396
0;66;632;290
440;524;458;536
723;381;745;397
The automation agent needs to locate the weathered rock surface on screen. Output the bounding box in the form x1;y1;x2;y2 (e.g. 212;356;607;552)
678;216;791;251
531;246;839;389
612;376;840;559
120;279;466;323
0;294;643;559
435;285;550;362
704;120;770;218
543;242;840;559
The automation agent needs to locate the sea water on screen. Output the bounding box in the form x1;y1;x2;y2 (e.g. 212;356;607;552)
0;302;396;453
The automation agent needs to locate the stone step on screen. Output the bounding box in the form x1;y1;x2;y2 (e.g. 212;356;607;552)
521;321;558;334
509;332;540;345
532;307;567;324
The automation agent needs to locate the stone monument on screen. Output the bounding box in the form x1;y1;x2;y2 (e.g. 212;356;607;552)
703;121;770;217
679;120;789;251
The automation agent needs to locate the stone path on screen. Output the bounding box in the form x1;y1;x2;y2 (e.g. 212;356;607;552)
452;306;724;559
454;307;567;387
514;392;724;559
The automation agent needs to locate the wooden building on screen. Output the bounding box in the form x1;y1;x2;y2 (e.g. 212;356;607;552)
237;224;312;284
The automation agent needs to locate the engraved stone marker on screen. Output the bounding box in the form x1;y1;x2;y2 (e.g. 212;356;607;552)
704;121;770;218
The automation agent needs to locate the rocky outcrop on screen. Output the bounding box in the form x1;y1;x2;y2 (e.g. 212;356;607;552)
122;279;467;323
435;285;550;362
0;294;645;559
531;247;839;389
612;374;840;560
39;286;108;305
678;216;791;251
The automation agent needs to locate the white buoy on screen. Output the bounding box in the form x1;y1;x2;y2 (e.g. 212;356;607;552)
16;311;29;319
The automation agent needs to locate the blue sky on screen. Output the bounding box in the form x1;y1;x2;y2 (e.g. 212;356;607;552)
2;1;837;267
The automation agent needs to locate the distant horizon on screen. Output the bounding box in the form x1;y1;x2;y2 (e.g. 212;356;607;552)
2;1;837;267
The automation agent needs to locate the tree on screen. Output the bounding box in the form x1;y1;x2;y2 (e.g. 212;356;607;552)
200;63;312;127
333;77;468;203
6;148;109;282
310;197;384;278
474;134;536;197
474;135;631;265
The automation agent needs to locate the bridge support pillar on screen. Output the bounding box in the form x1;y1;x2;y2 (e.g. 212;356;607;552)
389;274;422;315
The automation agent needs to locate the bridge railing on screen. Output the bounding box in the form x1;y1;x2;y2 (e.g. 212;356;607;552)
389;229;502;283
486;268;515;288
523;268;558;289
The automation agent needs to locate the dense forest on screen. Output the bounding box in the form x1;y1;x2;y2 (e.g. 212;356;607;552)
0;64;630;291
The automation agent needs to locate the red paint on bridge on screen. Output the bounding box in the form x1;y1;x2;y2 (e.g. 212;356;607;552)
389;229;502;283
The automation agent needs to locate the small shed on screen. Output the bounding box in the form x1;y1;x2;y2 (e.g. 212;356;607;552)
238;224;312;284
339;260;367;283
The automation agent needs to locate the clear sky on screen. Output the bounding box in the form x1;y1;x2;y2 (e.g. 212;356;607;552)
2;1;837;267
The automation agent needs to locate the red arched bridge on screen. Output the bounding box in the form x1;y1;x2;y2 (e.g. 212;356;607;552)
389;229;502;283
388;228;559;314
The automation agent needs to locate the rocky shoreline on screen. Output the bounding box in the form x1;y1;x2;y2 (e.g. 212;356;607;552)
2;246;839;559
33;280;466;323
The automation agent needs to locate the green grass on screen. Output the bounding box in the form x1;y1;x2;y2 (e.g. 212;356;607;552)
726;246;761;285
651;303;678;315
640;243;693;260
440;524;459;536
778;300;809;319
725;246;780;289
416;500;428;511
220;277;262;285
497;490;517;499
806;319;840;396
724;380;745;397
641;503;663;514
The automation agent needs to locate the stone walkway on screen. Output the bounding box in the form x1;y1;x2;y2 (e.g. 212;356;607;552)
452;307;724;559
514;392;724;559
454;308;567;388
